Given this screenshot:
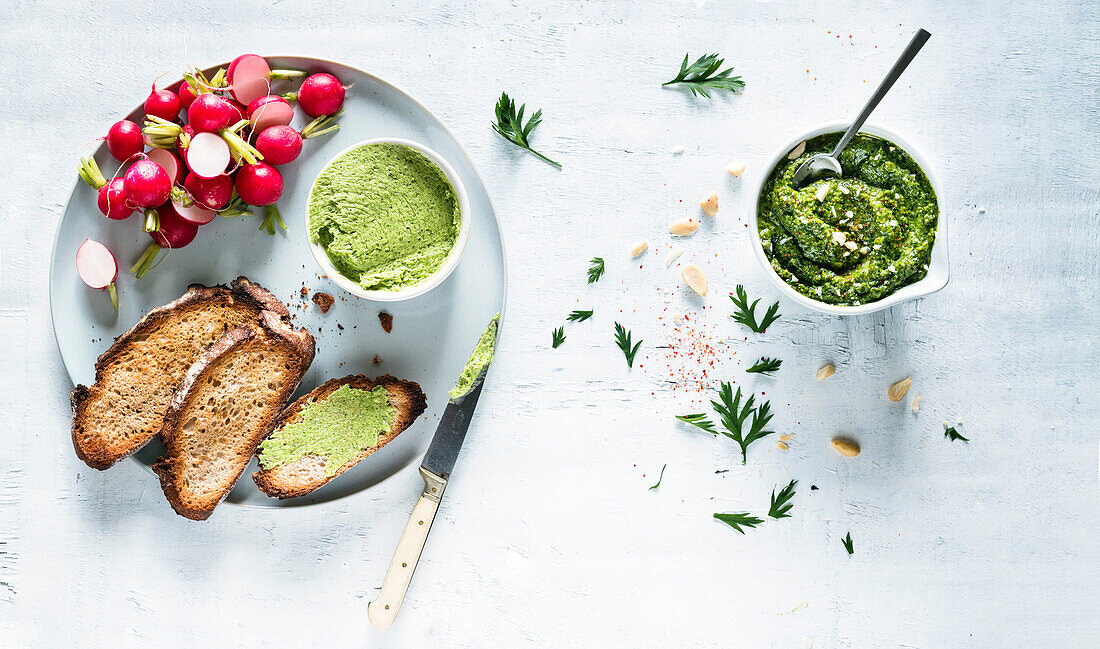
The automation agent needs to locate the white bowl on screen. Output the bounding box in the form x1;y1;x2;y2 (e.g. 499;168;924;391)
747;122;949;316
306;137;471;302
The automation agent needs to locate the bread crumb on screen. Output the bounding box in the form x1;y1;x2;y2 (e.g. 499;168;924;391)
699;191;719;217
725;161;746;177
379;312;393;333
372;355;382;364
312;292;334;313
631;240;648;258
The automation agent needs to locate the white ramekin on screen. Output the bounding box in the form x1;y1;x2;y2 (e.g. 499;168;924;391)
747;122;949;316
306;138;471;302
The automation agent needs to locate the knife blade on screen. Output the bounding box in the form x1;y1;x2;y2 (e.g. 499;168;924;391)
367;314;498;629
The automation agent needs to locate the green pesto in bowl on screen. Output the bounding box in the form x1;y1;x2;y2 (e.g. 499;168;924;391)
309;143;461;292
757;133;938;306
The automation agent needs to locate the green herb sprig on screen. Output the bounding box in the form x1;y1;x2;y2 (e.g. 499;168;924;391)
567;310;594;322
842;532;855;555
676;413;717;435
746;357;782;375
730;285;781;333
662;53;745;98
587;257;605;284
712;382;775;464
768;480;797;519
492;92;561;168
713;512;763;534
613;322;642;368
649;464;667;490
551;326;565;348
944;423;969;442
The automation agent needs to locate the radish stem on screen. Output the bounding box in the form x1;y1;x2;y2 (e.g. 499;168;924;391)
223;130;263;165
130;242;162;278
143;115;182;148
142;207;160;233
269;69;306;79
259;204;287;234
170;185;192;206
218;196;251;217
108;283;118;310
281;91;298;102
78;157;107;189
301;109;343;139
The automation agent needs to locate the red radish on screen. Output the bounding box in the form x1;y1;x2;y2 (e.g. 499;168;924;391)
177;124;196;163
226;99;247;123
178;82;199;109
255;125;302;165
123;159;171;207
76;239;119;310
132;205;199;278
97;178;134;220
147;148;183;184
172;200;217;226
227;54;272;105
144;84;181;122
185;132;231;178
106;120;143;161
247;95;294;133
235;162;282;206
183;172;233;210
151;203;199;248
297;73;345;117
187;94;234;132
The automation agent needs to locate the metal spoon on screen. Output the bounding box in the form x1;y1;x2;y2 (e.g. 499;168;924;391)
792;29;931;188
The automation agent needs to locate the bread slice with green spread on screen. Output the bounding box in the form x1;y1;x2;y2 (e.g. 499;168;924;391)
252;375;427;499
70;277;288;469
153;311;315;520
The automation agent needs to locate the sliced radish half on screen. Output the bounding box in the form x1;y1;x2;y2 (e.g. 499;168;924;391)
173;200;217;226
228;54;272;105
147;148;184;184
247;95;295;133
186;132;231;178
76;238;119;309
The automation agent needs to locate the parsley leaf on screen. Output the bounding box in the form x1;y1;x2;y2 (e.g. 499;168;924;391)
768;479;797;519
730;284;781;333
746;357;782;375
567;310;594;322
842;532;854;555
676;413;717;435
551;326;565;348
711;382;776;464
662;53;745;98
613;322;642;368
713;512;763;534
944;422;969;442
587;257;605;284
649;464;667;490
492;92;561;168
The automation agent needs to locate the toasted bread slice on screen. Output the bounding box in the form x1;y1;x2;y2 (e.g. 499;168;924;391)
70;277;288;469
253;375;426;499
153;311;315;520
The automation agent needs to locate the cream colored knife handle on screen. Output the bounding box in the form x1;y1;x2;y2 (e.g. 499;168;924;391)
368;468;447;629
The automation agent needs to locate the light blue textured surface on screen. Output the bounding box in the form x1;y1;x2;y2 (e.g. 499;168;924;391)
1;1;1097;647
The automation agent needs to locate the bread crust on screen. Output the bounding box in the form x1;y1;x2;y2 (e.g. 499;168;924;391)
70;277;286;469
153;311;315;520
252;374;427;499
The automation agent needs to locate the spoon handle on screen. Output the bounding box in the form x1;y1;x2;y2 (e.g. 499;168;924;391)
832;28;931;157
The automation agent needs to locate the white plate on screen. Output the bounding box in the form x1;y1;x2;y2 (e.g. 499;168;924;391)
49;57;507;508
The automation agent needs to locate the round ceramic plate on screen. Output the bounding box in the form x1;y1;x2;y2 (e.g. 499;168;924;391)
50;57;507;507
